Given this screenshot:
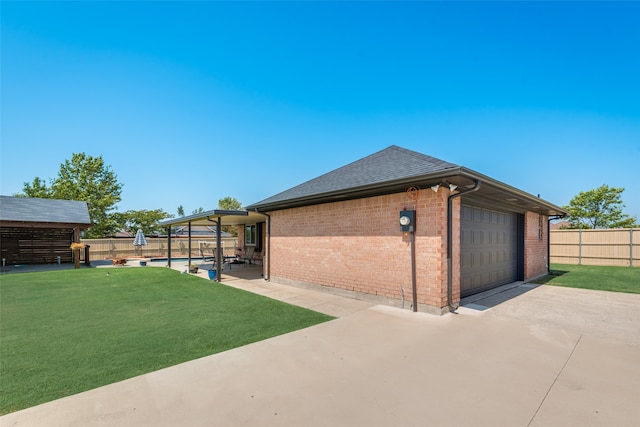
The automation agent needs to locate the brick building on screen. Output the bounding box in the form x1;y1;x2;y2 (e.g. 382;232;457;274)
248;146;566;314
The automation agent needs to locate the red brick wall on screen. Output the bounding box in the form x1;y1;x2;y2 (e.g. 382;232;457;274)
268;189;451;312
449;197;462;307
237;225;245;251
524;211;549;279
265;191;545;311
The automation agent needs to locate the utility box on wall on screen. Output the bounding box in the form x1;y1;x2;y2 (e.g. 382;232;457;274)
399;210;416;232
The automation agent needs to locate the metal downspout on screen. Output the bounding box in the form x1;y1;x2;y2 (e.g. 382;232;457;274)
410;227;417;312
253;209;271;281
263;212;271;281
547;215;565;274
447;180;481;312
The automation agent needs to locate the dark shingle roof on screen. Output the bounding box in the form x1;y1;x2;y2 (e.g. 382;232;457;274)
248;145;459;209
247;145;567;216
0;196;91;225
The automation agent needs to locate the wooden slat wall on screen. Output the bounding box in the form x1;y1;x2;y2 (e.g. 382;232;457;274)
550;228;639;267
1;227;73;265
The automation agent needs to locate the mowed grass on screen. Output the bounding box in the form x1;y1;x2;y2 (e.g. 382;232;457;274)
0;268;334;414
532;263;640;294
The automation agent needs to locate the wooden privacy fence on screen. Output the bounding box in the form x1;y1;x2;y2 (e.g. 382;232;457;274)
550;228;639;267
80;237;238;260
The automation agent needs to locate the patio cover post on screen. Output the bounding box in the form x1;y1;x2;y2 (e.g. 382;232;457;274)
216;216;222;282
188;222;192;270
166;226;172;267
157;209;254;277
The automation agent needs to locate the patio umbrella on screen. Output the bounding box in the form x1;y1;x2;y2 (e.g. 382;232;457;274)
133;229;148;257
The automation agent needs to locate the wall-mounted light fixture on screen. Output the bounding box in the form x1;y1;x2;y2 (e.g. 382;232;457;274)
432;183;459;193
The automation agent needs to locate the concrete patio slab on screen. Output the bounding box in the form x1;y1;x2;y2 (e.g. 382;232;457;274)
3;285;639;427
221;277;376;317
529;334;640;427
303;297;376;318
2;273;639;427
481;284;640;346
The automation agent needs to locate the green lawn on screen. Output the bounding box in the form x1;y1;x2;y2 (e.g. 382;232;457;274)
531;263;640;294
0;268;334;414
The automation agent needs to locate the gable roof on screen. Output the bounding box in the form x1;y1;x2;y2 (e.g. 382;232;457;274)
247;145;567;216
0;196;92;226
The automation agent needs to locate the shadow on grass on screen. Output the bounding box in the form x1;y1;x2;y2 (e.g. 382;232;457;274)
529;269;568;285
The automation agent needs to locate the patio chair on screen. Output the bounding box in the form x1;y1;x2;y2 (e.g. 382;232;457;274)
240;246;256;265
200;248;237;270
199;248;215;262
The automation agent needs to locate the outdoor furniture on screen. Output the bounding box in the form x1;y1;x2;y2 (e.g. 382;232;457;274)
199;248;215;262
240;246;256;265
132;229;148;257
199;248;237;270
223;254;238;269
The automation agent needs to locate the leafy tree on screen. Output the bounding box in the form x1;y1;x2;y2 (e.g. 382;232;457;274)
218;196;243;237
19;153;124;238
218;196;242;211
192;207;204;215
20;177;53;198
177;205;185;217
563;185;638;229
112;209;173;236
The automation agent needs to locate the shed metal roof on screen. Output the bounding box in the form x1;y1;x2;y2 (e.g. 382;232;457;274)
158;209;266;228
0;196;92;225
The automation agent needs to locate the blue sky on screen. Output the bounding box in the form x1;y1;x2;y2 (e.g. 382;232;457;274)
2;1;639;220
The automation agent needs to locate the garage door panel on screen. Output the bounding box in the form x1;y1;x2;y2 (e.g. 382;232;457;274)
461;205;518;297
489;271;497;283
461;252;472;269
461;276;473;293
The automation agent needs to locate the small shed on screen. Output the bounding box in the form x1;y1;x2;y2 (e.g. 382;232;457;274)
0;196;92;265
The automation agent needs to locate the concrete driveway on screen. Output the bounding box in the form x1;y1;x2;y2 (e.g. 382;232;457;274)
2;283;639;426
